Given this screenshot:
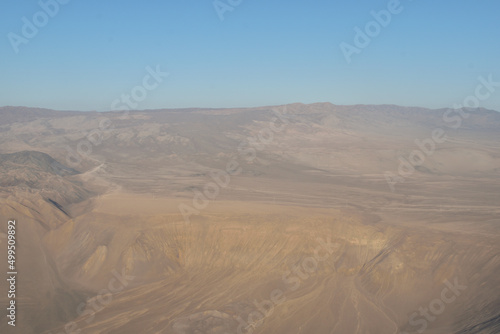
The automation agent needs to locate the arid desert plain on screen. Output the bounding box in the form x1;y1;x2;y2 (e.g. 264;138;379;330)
1;103;499;333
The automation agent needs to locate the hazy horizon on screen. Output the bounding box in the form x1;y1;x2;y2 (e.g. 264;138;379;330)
2;102;500;114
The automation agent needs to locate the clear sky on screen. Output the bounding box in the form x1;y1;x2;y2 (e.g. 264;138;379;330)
1;0;499;111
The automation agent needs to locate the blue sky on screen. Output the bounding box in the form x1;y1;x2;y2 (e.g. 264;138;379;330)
1;0;499;111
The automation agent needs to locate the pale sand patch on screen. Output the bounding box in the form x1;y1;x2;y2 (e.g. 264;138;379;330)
93;190;343;217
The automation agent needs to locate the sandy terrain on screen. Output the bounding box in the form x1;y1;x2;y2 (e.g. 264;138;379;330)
0;103;499;333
